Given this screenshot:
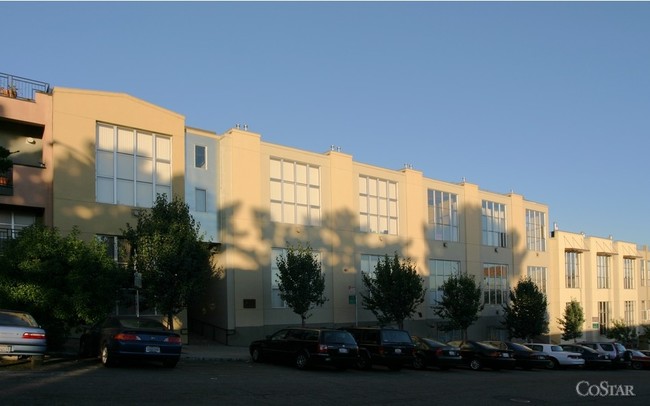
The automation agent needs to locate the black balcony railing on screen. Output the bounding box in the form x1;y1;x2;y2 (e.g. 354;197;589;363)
0;72;51;101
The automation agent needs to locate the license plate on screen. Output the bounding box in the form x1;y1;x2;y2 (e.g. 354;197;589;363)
449;351;456;356
0;345;12;353
339;348;349;354
502;353;509;358
395;349;402;354
145;346;160;353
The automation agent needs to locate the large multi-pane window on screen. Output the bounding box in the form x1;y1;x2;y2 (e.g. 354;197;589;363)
96;235;129;267
427;190;459;241
270;158;321;226
482;201;507;247
642;260;646;287
642;300;649;322
270;248;323;309
597;255;610;289
0;211;35;239
527;266;547;294
624;301;635;326
624;258;634;289
360;254;383;279
565;251;581;288
359;176;398;235
483;263;508;305
525;209;546;251
598;301;610;335
96;123;172;207
429;259;460;306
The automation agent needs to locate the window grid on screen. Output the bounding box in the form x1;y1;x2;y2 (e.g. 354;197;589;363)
427;190;459;242
96;235;129;267
483;263;508;305
598;301;610;335
641;260;646;287
527;266;547;294
642;300;649;322
624;258;634;289
624;301;635;326
481;200;507;247
271;248;323;310
525;209;546;251
565;251;581;288
270;158;321;226
429;259;461;306
359;176;398;235
597;255;610;289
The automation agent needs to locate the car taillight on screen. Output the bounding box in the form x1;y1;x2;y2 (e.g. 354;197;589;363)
22;332;46;340
488;351;499;357
435;348;443;356
165;336;182;344
318;344;329;353
114;333;140;341
378;346;385;355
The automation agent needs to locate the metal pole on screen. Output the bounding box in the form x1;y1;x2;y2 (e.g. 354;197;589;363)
136;289;140;318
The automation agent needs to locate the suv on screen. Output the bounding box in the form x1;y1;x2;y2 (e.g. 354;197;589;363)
342;327;415;371
249;327;359;370
579;341;631;369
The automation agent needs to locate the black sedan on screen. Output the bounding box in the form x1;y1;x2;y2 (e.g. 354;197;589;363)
561;344;612;369
448;340;516;371
411;336;463;370
79;316;182;368
482;341;551;370
629;350;650;370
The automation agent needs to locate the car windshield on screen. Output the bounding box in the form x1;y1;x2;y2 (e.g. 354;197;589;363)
0;311;38;327
508;342;533;352
614;343;626;351
323;331;356;345
119;318;165;329
422;338;447;347
381;330;412;344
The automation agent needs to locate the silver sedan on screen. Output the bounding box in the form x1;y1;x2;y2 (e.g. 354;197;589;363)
0;309;47;356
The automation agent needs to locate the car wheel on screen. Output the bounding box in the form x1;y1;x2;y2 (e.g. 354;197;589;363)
251;347;263;363
100;344;115;368
295;351;310;370
546;358;560;370
632;361;643;370
469;359;482;371
357;354;372;370
162;358;179;368
413;355;426;370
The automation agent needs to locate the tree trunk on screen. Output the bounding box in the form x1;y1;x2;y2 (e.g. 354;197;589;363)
167;312;175;331
301;315;306;327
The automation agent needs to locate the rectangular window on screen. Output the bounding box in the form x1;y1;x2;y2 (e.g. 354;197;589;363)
359;176;398;235
527;266;547;294
624;301;635;326
483;263;508;305
96;123;171;207
270;158;321;226
597;255;610;289
195;145;206;169
598;301;610;335
195;188;207;212
96;235;129;267
271;247;322;309
565;251;581;288
481;200;507;247
525;209;546;251
641;260;646;287
427;190;459;242
428;259;460;306
642;300;649;322
360;254;383;280
624;258;634;289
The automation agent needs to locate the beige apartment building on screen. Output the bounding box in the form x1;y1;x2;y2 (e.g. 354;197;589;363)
2;73;649;347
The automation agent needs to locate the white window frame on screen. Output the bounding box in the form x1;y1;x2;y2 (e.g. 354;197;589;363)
483;263;508;305
565;251;581;288
597;255;610;289
428;190;459;242
482;200;507;247
359;176;398;235
527;266;547;294
624;258;634;289
270;158;321;226
525;209;546;251
429;259;460;306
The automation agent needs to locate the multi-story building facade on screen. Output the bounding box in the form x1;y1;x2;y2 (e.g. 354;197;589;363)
2;73;648;347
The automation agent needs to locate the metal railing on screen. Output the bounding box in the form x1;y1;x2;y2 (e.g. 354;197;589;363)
0;72;51;101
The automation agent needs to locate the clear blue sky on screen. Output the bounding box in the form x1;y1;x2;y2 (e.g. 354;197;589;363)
3;2;649;245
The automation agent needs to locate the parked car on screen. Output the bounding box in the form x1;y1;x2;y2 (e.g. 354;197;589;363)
447;340;516;371
341;327;415;370
525;343;584;369
482;341;550;370
249;327;359;370
79;316;182;368
411;336;463;370
628;350;650;370
560;344;612;369
639;350;650;357
0;309;47;357
578;341;631;369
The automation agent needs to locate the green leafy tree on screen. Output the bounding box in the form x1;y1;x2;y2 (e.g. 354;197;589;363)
501;278;549;341
433;273;483;340
557;299;585;342
606;319;637;347
0;224;127;348
275;242;326;327
360;253;426;329
123;195;213;331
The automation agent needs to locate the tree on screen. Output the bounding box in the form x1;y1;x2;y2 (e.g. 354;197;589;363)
501;278;549;341
275;242;326;327
0;224;128;348
557;299;585;342
606;319;637;347
360;253;426;329
123;195;213;331
433;273;483;340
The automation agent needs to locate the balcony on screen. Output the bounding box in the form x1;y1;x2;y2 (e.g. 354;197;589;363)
0;72;51;101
